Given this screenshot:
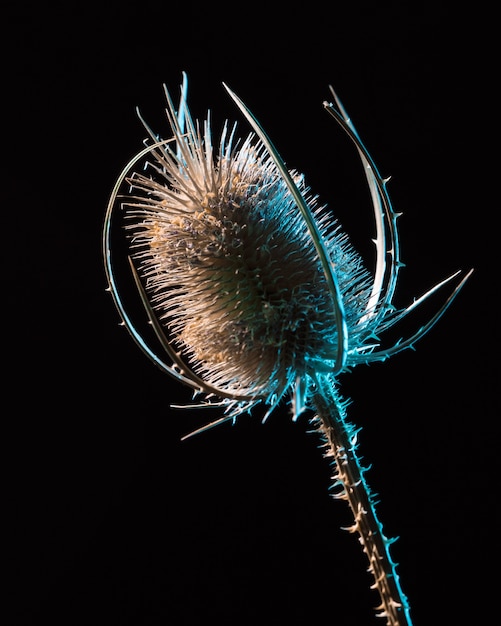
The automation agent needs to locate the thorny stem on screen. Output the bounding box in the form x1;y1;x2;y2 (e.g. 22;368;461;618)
312;374;413;626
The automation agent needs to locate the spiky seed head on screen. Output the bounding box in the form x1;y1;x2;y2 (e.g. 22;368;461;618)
104;77;471;430
125;115;373;406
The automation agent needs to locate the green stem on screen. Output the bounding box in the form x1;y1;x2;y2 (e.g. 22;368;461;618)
312;374;413;626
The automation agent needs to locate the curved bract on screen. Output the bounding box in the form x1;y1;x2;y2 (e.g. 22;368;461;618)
103;73;471;437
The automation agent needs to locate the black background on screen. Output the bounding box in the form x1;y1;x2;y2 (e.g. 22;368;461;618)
6;2;497;625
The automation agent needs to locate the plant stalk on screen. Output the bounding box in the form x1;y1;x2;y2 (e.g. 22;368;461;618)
312;374;413;626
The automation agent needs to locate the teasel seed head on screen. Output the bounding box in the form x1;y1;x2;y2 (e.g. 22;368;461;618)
103;72;471;433
128;128;373;404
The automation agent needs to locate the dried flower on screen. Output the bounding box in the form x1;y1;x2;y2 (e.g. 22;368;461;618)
103;73;471;625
